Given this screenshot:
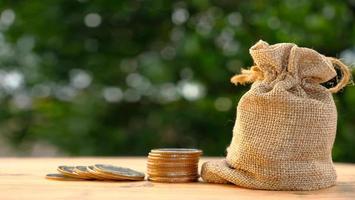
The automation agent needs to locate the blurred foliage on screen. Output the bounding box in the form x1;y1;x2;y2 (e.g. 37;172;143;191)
0;0;354;161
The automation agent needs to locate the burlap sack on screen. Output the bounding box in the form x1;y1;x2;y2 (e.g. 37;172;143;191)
201;40;351;191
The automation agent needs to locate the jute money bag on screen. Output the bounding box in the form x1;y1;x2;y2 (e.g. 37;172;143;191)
201;40;351;191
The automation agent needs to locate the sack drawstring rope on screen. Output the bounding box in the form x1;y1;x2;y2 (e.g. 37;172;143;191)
327;57;352;93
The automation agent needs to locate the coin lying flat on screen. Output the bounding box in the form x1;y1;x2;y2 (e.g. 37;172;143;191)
73;166;96;180
147;167;198;174
147;170;198;177
94;164;145;181
148;155;199;162
151;148;202;155
88;166;129;181
45;173;83;181
86;166;110;180
147;162;198;168
57;166;85;179
148;167;198;172
148;176;199;183
148;153;200;159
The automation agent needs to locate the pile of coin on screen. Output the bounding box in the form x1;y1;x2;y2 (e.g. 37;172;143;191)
45;164;145;181
147;148;202;183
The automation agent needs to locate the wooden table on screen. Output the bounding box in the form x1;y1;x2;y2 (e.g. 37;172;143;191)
1;157;354;200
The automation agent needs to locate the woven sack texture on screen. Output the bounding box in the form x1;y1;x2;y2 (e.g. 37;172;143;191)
201;40;351;191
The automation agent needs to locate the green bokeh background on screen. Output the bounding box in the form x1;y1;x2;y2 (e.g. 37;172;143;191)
0;0;354;161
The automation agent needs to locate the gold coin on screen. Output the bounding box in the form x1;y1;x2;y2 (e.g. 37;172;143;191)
150;148;202;155
148;157;199;162
148;170;197;175
86;166;110;180
73;166;96;180
148;152;200;158
147;168;198;173
57;166;85;179
149;154;199;159
147;166;198;171
147;163;198;169
147;162;199;168
147;164;198;169
88;166;128;181
147;156;199;163
45;173;83;181
147;170;198;177
147;160;198;167
148;152;200;157
148;176;199;183
94;164;145;181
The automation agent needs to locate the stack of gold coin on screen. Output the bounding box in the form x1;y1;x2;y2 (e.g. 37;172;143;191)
45;164;145;181
147;148;202;183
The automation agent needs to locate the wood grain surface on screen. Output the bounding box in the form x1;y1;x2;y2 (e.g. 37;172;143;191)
0;157;354;200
